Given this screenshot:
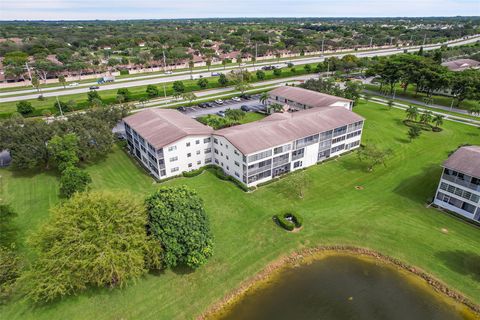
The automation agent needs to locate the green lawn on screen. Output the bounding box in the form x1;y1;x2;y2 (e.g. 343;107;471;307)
365;83;480;111
1;101;479;319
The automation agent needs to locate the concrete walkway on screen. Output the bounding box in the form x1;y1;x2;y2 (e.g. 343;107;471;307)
364;89;474;116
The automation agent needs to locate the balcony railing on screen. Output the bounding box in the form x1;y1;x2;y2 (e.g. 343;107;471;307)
442;174;480;192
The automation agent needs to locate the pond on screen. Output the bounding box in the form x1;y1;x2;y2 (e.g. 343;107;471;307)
214;255;477;320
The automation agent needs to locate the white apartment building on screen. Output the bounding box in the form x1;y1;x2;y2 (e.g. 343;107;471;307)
433;146;480;223
268;86;353;111
213;106;363;186
123;88;364;186
124;109;213;179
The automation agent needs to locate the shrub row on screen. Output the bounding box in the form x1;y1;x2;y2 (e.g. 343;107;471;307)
403;120;433;131
182;165;250;192
274;212;303;231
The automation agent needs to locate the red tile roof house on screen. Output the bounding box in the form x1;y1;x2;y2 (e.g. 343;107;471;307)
433;146;480;223
441;59;480;72
123;87;364;186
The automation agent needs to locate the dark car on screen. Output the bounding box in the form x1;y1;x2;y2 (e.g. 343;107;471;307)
89;86;100;90
198;103;207;108
178;106;186;112
205;102;214;108
240;105;250;112
239;93;251;100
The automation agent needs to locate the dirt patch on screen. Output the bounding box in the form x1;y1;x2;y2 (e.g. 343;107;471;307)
198;246;480;319
355;186;364;190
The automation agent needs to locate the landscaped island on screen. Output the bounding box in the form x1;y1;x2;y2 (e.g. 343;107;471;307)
0;101;479;319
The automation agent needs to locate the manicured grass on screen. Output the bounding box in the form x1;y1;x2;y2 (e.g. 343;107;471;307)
365;83;480;111
1;101;480;319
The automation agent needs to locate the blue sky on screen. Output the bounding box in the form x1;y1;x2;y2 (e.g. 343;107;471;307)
1;0;479;20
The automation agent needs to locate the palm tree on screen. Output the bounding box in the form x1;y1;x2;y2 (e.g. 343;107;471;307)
222;59;228;70
387;100;394;110
206;58;212;71
420;110;433;124
268;103;284;114
259;92;269;105
275;52;281;63
188;59;194;79
433;114;444;128
405;106;418;121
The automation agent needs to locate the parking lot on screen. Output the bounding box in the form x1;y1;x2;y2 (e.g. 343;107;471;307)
180;94;267;118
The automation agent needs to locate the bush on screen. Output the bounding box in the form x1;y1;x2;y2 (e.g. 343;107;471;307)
403;119;433;131
24;191;161;303
59;166;92;198
16;101;34;115
119;69;129;75
146;186;213;269
182;167;205;177
0;247;21;303
273;68;282;76
274;212;303;231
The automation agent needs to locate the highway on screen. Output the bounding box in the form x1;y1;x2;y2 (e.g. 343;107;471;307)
0;35;479;104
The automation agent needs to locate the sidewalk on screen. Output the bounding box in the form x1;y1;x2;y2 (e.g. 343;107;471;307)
363;89;473;116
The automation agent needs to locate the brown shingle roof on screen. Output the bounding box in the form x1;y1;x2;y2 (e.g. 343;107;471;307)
441;59;480;72
124;109;213;149
269;86;351;108
214;107;364;155
443;146;480;178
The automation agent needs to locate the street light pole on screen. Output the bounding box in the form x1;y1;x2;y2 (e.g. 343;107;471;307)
55;96;64;117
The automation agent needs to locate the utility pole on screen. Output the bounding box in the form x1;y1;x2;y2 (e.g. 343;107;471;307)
326;60;330;76
321;37;325;55
162;50;167;72
55;96;64;117
423;34;427;46
390;37;393;46
255;42;258;70
369;37;373;48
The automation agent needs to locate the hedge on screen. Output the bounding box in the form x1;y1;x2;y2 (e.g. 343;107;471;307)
274;212;303;231
403;120;433;131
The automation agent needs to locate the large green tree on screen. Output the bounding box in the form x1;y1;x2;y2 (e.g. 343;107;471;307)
145;186;213;269
24;191;162;303
47;133;79;171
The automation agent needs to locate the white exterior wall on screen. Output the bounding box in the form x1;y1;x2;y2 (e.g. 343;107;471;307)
330;101;353;110
212;136;245;180
433;170;480;223
162;135;212;178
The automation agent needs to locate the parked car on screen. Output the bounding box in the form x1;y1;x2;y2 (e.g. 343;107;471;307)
178;106;186;112
198;103;207;108
205;102;214;108
216;111;226;117
231;97;241;102
89;85;100;90
241;105;250;112
68;82;79;87
261;65;276;70
211;72;221;76
239;93;251;100
214;99;224;104
164;70;173;74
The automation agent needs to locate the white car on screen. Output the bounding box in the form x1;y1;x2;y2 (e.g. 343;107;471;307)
231;97;241;102
68;82;79;87
214;99;224;104
164;70;173;75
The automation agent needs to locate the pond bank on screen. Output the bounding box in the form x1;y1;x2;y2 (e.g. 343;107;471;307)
199;245;480;319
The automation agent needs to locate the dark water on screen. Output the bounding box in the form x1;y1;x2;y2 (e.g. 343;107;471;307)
217;255;475;320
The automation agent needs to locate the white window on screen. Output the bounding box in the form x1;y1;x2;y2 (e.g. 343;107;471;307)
204;137;211;143
168;145;177;151
188;163;192;168
196;150;201;155
197;160;201;165
186;142;191;147
196;140;200;145
171;167;179;173
170;156;178;162
187;153;191;157
293;161;302;168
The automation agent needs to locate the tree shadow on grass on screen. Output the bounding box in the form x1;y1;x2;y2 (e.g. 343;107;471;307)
339;157;370;172
435;250;480;282
393;164;441;204
171;264;195;275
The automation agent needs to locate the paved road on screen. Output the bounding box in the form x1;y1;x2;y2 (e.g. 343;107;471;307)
1;35;479;103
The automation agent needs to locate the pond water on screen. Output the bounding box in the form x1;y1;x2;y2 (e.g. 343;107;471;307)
215;255;477;320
